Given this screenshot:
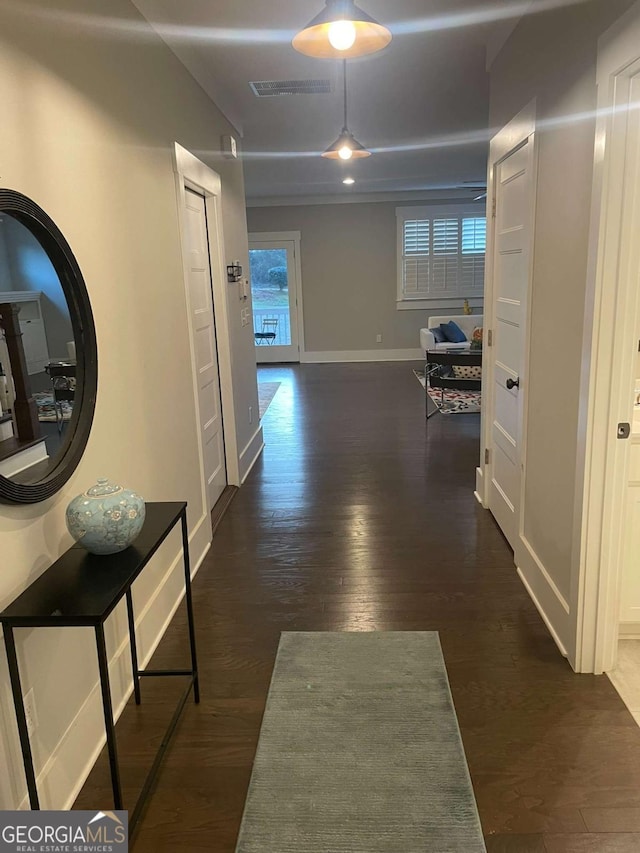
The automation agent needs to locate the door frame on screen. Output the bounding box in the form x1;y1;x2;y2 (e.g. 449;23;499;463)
480;104;573;656
173;143;240;517
478;100;538;525
573;0;640;674
248;230;305;361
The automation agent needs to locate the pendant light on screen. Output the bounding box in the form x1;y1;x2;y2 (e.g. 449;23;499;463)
322;61;371;160
293;0;392;60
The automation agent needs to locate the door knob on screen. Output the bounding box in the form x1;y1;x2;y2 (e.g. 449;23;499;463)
506;377;520;390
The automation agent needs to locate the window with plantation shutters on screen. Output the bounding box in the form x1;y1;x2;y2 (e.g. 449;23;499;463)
397;205;486;309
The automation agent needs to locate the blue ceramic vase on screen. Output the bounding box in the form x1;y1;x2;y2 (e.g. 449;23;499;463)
66;478;146;555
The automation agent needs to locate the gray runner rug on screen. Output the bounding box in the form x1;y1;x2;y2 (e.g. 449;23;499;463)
236;632;486;852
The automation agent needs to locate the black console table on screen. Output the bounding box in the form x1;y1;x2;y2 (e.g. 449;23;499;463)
0;501;199;829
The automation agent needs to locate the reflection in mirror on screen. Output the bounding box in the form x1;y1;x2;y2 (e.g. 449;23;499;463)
0;213;78;485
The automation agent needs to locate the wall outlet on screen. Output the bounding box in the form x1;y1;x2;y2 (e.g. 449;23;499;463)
24;688;37;737
249;405;253;424
376;334;383;343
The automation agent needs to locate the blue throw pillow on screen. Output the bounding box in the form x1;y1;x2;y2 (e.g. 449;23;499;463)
429;326;447;344
440;321;467;344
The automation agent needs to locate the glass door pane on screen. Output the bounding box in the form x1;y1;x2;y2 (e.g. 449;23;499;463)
249;239;299;363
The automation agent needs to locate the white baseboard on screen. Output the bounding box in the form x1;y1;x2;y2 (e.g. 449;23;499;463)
474;467;485;506
517;535;570;660
301;348;423;363
517;566;569;659
239;425;264;484
5;514;212;812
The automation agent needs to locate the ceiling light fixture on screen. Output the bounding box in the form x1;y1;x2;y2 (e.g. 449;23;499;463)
343;177;355;185
322;61;371;161
293;0;392;59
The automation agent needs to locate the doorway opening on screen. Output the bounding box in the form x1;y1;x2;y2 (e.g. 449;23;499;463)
249;232;303;364
173;143;241;545
183;187;227;512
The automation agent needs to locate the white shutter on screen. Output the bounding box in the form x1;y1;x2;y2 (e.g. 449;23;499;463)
403;219;430;255
403;257;430;294
399;209;486;302
460;254;485;291
460;218;486;292
403;219;430;294
431;219;460;293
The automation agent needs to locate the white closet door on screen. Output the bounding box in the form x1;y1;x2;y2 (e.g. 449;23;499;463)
184;188;227;511
488;140;533;548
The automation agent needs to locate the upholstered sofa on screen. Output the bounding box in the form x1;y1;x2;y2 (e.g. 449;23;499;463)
419;314;484;353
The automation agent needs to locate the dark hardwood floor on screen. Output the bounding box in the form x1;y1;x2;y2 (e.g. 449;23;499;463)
75;362;640;852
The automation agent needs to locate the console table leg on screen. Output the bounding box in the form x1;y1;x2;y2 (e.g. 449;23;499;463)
4;626;40;809
126;590;141;706
181;510;200;704
95;624;123;809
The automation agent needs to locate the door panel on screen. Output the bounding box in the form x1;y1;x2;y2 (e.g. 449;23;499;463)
493;382;518;450
495;314;521;358
500;142;529;181
493;439;518;500
184;188;227;511
249;240;300;363
499;252;528;302
488;140;533;548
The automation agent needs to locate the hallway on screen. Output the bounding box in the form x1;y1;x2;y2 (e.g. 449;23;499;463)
77;362;640;852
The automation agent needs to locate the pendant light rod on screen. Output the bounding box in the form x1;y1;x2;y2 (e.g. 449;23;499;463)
322;59;371;160
343;60;348;130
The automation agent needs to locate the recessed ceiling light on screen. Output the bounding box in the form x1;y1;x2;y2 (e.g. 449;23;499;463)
343;177;355;185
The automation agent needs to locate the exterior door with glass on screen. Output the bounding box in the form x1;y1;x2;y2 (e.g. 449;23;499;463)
249;235;301;363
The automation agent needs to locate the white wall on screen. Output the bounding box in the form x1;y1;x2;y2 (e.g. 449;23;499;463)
247;198;483;361
0;0;258;810
485;0;635;655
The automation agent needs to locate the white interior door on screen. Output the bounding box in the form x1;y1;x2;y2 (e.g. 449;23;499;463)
249;238;300;363
488;139;534;549
184;187;227;511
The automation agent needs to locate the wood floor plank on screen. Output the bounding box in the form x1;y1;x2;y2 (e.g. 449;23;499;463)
580;807;640;832
73;362;640;851
543;833;640;852
485;834;546;852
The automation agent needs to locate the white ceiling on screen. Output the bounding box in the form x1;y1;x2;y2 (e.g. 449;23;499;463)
130;0;524;201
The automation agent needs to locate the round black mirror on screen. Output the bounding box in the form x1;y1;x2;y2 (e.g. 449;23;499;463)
0;190;97;503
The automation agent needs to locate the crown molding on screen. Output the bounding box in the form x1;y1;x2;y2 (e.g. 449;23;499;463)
246;188;486;208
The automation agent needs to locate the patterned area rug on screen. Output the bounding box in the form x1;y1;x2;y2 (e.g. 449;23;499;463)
236;632;486;852
413;369;482;414
34;392;73;422
258;381;281;418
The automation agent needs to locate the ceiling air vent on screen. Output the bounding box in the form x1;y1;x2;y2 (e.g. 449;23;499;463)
250;79;332;97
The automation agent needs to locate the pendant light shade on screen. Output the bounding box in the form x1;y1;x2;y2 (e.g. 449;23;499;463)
322;128;371;160
322;61;371;160
293;0;392;59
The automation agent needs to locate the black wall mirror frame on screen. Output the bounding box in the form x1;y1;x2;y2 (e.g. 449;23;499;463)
0;190;97;504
